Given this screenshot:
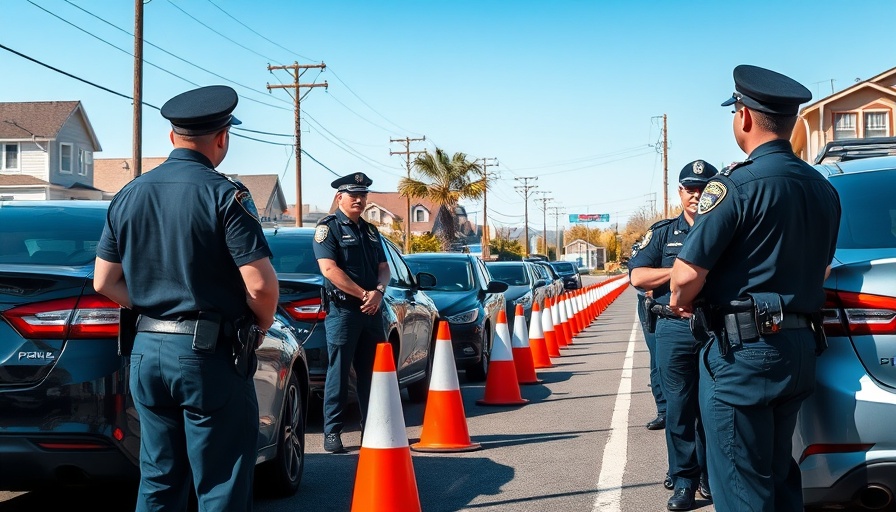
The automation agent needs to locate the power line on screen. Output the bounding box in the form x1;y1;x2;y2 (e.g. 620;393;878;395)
165;0;281;63
205;0;316;62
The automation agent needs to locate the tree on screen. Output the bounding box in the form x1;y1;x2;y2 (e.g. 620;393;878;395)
398;148;484;251
410;232;442;253
490;226;524;260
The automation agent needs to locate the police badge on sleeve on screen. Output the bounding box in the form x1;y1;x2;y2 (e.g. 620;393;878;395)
697;181;727;214
638;229;653;249
234;189;261;223
314;225;329;243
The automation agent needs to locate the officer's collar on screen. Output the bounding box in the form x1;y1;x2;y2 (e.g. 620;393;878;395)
334;207;365;226
747;139;793;161
167;148;216;170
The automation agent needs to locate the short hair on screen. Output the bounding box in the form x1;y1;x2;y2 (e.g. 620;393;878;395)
752;110;797;136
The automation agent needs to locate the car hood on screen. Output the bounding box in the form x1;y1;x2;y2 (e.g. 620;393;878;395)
424;290;483;317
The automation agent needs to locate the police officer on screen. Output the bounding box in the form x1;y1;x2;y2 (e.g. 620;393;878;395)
670;65;841;512
635;285;667;433
630;160;716;510
313;172;391;453
94;85;279;511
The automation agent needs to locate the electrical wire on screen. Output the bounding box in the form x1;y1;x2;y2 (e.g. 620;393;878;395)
205;0;317;62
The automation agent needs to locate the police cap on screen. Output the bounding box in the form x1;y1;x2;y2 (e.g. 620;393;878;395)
679;160;718;187
331;172;373;193
721;65;812;116
161;85;242;136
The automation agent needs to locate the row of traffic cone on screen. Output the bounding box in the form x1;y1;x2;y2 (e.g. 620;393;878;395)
350;276;632;511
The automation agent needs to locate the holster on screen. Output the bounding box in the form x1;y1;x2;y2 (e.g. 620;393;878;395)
233;315;261;379
810;311;828;356
643;296;658;334
689;305;712;352
321;287;331;314
118;307;139;357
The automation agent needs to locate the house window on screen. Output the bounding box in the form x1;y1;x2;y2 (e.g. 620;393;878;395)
60;143;73;174
834;113;857;140
78;149;92;176
367;208;380;223
2;143;19;171
864;111;889;138
413;207;429;223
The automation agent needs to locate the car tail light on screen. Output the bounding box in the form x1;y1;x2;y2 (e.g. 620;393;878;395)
282;297;326;321
3;295;121;339
823;289;896;336
799;443;874;464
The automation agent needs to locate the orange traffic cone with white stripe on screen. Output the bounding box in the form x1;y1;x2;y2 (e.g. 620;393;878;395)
528;302;553;368
542;297;561;358
511;304;541;385
477;309;528;406
411;322;482;453
556;295;572;347
351;343;422;512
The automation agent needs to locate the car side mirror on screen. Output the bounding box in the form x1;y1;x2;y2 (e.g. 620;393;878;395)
486;280;509;293
416;272;437;289
534;278;547;288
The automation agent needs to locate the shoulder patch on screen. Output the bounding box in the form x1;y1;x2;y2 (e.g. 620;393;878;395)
234;189;261;223
638;229;653;249
314;225;329;243
697;181;728;214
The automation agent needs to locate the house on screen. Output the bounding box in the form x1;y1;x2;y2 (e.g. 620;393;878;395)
793;65;896;163
562;238;606;270
94;157;166;199
327;191;442;235
0;101;103;200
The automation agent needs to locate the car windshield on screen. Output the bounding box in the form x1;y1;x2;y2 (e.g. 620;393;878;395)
0;205;106;265
486;264;530;286
552;262;576;273
831;171;896;249
406;258;473;291
265;236;322;274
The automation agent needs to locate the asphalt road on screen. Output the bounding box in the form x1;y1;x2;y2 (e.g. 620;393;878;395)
0;276;717;512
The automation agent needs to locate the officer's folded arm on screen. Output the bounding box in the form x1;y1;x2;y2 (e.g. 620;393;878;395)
669;258;708;317
317;258;366;300
239;257;280;331
630;266;673;291
93;257;132;309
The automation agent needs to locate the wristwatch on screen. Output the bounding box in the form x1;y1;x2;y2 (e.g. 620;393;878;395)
375;283;386;295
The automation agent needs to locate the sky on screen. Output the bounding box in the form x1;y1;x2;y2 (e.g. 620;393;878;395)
4;0;896;232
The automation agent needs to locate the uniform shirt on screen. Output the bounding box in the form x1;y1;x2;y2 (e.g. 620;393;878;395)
96;148;272;319
312;208;387;293
676;139;841;313
629;214;690;304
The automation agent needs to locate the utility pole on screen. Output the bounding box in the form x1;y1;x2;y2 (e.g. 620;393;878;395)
267;62;327;227
548;206;565;260
536;191;552;255
514;177;538;258
478;157;498;260
662;113;669;218
132;0;143;178
390;136;426;252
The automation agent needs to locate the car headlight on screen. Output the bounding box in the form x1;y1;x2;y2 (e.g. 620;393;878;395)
445;309;479;324
513;292;533;308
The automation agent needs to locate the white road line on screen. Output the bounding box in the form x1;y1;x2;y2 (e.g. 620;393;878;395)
591;320;639;512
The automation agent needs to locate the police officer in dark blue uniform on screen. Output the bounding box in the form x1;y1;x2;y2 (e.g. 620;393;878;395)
313;172;391;453
635;285;667;432
630;160;716;510
670;65;841;512
94;85;280;511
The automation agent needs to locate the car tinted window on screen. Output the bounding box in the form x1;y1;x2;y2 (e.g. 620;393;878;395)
552;262;575;273
0;205;106;265
383;239;412;287
831;171;896;249
486;264;530;286
265;236;321;274
406;258;473;291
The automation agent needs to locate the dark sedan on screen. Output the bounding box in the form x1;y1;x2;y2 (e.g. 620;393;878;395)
263;227;439;403
550;260;582;290
0;201;310;496
485;261;548;331
404;253;508;382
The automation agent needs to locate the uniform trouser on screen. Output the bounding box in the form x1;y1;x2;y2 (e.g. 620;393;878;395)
700;328;816;512
323;304;385;435
130;331;259;512
637;295;666;416
655;318;706;489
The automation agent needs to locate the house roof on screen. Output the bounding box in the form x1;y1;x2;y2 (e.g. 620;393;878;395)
327;191;442;231
0;174;50;186
233;174;286;215
0;101;101;150
93;157;167;194
800;64;896;114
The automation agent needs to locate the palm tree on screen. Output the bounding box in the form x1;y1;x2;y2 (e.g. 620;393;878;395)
397;148;485;251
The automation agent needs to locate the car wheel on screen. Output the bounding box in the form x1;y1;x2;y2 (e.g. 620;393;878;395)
256;372;305;497
465;326;490;382
406;330;436;403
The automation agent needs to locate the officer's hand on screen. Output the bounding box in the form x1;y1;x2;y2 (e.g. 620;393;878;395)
361;290;380;315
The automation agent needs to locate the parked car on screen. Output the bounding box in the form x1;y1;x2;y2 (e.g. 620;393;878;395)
549;260;582;290
793;155;896;510
263;227;439;403
0;201;310;496
814;136;896;164
485;261;548;330
529;260;564;300
403;252;508;382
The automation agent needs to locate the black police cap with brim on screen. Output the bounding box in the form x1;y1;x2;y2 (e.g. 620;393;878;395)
161;85;242;136
331;172;373;193
721;64;812;116
679;160;718;187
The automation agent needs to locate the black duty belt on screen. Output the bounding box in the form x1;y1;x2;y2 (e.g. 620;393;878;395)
137;316;196;335
776;314;811;329
711;311;811;331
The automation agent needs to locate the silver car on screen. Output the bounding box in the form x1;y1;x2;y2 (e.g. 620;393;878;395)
793;155;896;510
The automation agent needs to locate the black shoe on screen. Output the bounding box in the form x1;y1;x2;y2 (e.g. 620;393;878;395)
646;415;666;430
698;474;711;500
663;472;673;490
323;432;345;453
667;486;696;511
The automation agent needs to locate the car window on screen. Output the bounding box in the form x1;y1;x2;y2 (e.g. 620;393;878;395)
475;258;492;288
265;236;321;274
0;206;105;265
552;262;575;273
830;172;896;249
383;239;413;288
486;264;530;286
406;258;473;291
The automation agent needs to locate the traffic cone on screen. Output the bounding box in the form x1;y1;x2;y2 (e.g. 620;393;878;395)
511;304;541;385
542;297;561;358
528;302;553;368
351;343;422;512
476;310;528;406
556;295;571;347
411;322;482;453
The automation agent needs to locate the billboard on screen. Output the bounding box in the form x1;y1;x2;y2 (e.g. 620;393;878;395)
568;213;610;223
